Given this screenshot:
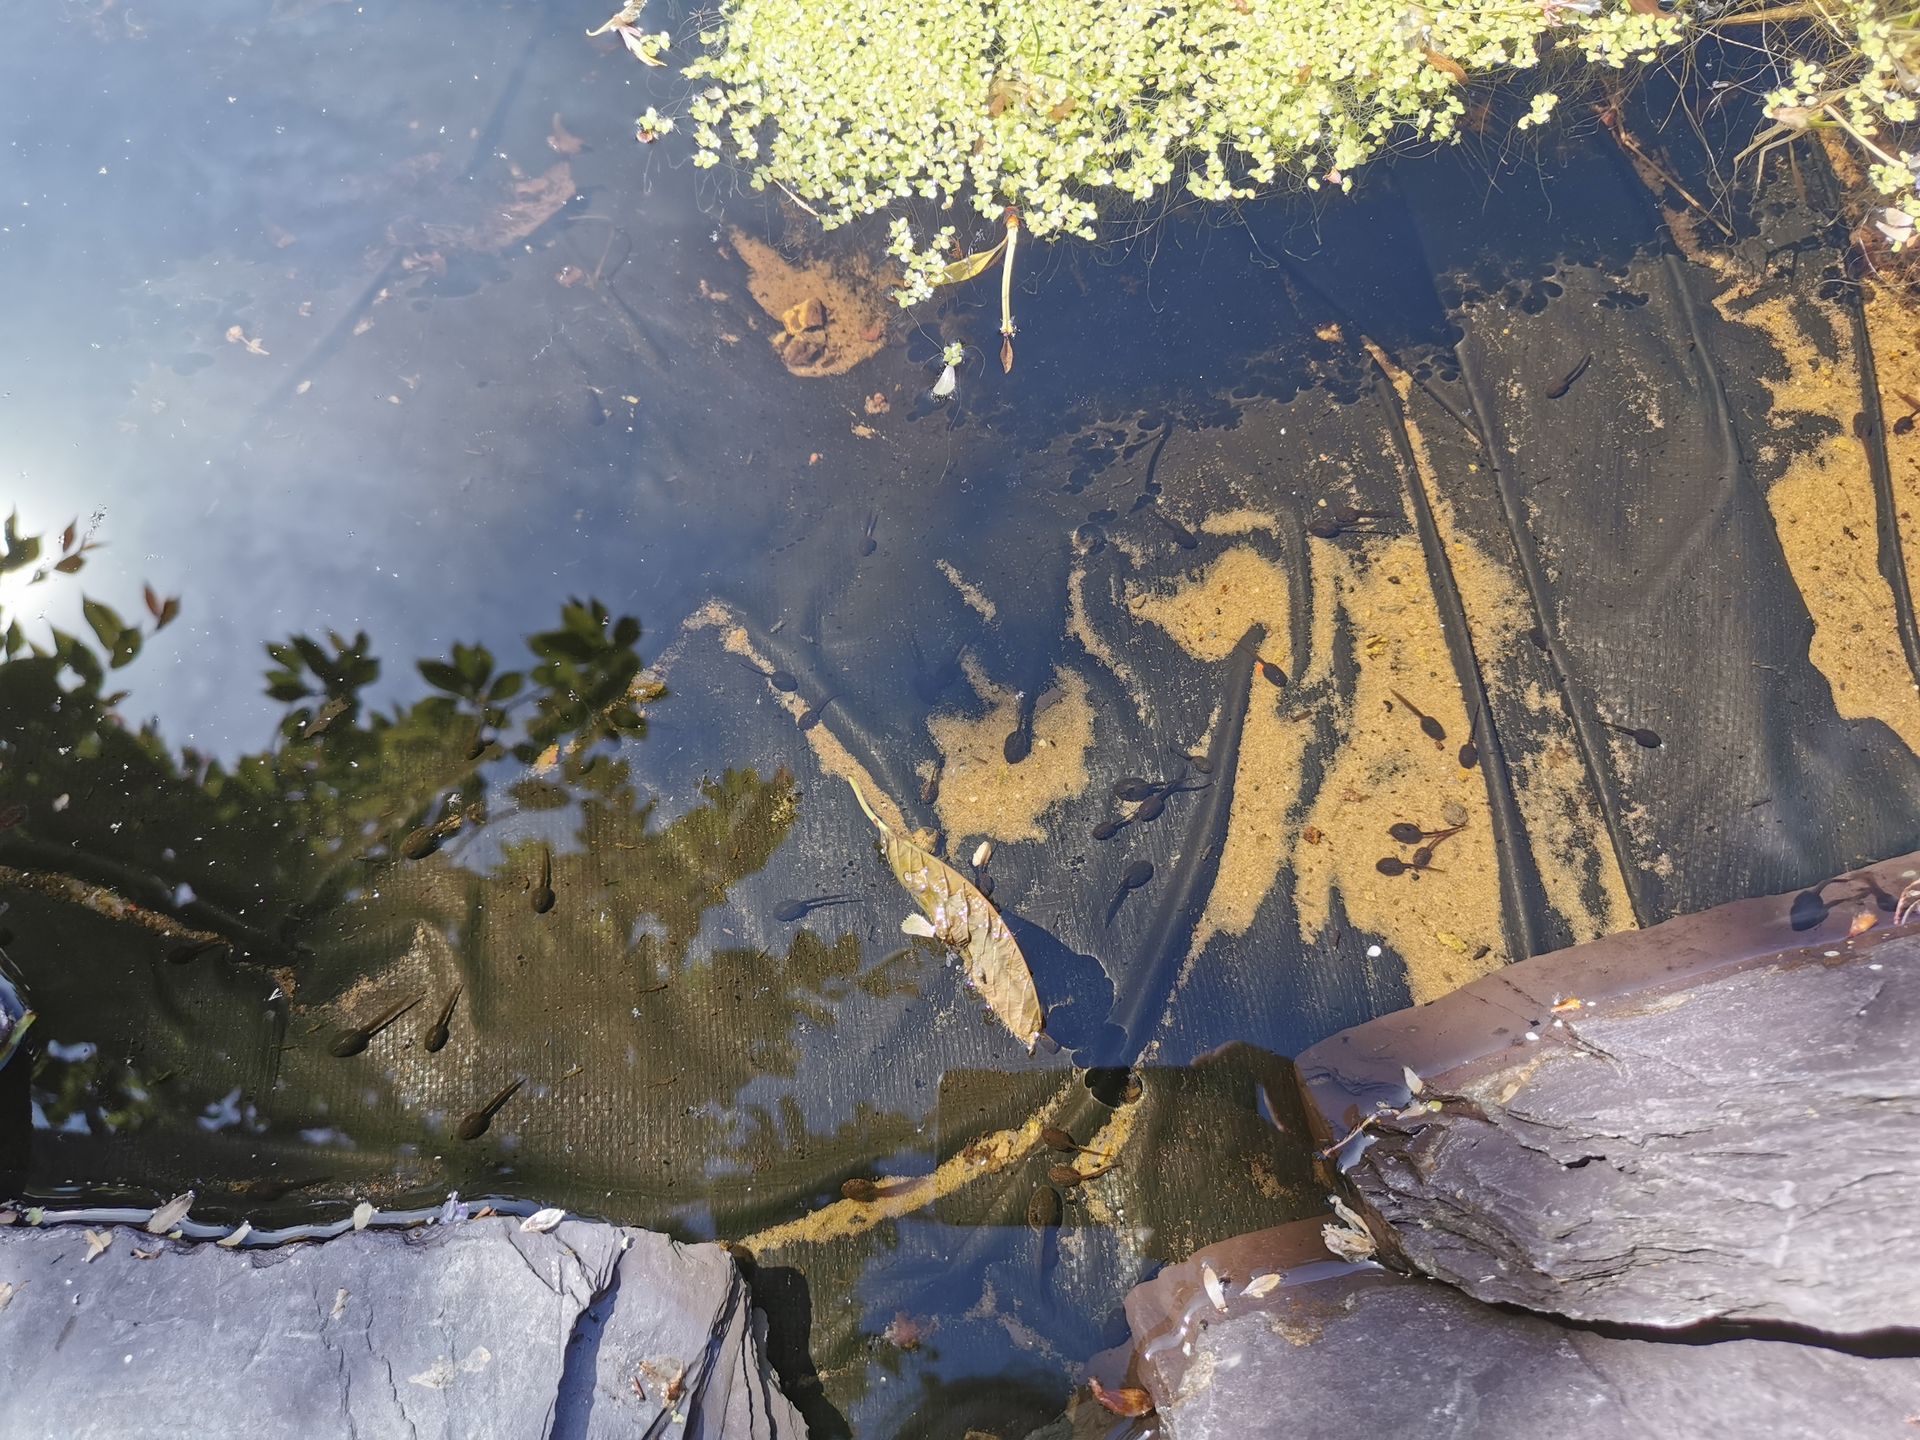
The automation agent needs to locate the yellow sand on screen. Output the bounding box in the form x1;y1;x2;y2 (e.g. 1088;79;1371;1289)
728;229;890;377
1291;536;1507;1003
1369;344;1636;942
927;667;1095;843
1725;287;1920;756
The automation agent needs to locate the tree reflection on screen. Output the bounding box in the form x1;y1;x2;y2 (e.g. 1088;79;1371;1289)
0;520;920;1228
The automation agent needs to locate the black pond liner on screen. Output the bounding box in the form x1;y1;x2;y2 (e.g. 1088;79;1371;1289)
2;7;1918;1434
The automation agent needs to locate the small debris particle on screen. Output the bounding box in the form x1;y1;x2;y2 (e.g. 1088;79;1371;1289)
83;1229;113;1262
351;1201;375;1230
217;1222;251;1248
223;325;268;357
332;1288;349;1320
294;379;313;396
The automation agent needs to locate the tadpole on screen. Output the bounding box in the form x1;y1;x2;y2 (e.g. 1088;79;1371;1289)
1105;860;1154;926
1387;821;1464;846
329;993;424;1058
233;1175;330;1203
1047;1162;1113;1187
1600;720;1662;748
423;985;462;1053
1147;508;1198;550
1040;1125;1103;1156
1113;777;1160;802
774;893;856;923
1375;856;1409;876
1544;353;1592;400
167;936;231;965
455;1077;524;1141
860;512;878;557
1091;816;1129;841
1388;689;1447;743
531;844;556;914
841;1178;882;1203
1258;660;1288;688
1004;694;1036;763
1458;741;1479;769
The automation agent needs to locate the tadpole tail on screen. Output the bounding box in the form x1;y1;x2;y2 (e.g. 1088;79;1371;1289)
1107;625;1263;1064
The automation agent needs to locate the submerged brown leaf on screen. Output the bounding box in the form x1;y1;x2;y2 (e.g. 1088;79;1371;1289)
1088;1377;1155;1417
848;777;1043;1051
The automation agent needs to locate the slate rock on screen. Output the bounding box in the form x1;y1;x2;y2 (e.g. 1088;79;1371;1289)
1297;852;1920;1334
0;1215;801;1439
1123;1220;1920;1440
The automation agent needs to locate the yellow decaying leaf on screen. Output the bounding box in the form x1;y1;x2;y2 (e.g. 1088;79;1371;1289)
848;778;1043;1051
931;238;1006;288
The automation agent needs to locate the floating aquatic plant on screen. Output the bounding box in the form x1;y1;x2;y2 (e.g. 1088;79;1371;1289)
597;0;1919;267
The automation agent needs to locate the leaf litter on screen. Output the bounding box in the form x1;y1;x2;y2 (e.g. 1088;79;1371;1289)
848;777;1043;1051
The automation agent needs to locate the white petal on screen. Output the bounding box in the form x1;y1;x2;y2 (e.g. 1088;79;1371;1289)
1243;1273;1281;1298
901;913;937;938
971;840;993;868
1201;1262;1228;1312
931;364;956;398
520;1208;567;1233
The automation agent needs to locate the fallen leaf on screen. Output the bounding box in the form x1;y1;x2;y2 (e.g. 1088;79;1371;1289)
1434;930;1469;954
931;239;1006;288
971;840;993;868
1302;825;1323;845
1402;1065;1425;1096
0;1210;16;1226
520;1208;567;1233
849;777;1044;1051
83;1229;113;1262
547;112;585;156
1000;334;1015;373
901;913;937;939
1243;1272;1281;1299
1551;995;1583;1014
217;1222;251;1248
1848;911;1877;937
1088;1377;1156;1417
133;1244;163;1260
351;1200;374;1230
146;1191;193;1235
1423;47;1466;82
617;24;667;64
1201;1262;1228;1312
931;364;957;399
0;1281;14;1311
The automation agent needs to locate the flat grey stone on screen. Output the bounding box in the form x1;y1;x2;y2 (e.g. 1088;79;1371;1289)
1296;852;1920;1333
0;1216;801;1440
1124;1222;1920;1440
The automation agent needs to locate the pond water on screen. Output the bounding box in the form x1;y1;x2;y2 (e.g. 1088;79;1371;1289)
5;4;1920;1436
